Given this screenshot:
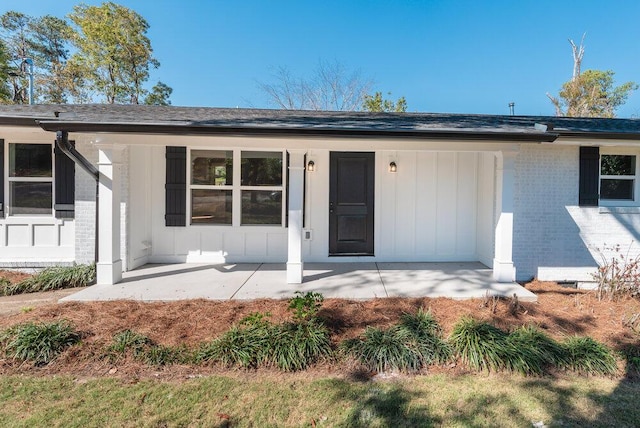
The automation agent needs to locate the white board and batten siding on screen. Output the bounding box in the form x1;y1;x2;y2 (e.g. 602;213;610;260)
373;151;494;265
303;149;494;264
128;138;497;266
130;145;288;266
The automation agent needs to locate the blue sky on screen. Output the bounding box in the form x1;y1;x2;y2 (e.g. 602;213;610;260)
2;0;639;117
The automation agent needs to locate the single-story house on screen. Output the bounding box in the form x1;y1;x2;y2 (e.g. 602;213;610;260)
0;104;639;286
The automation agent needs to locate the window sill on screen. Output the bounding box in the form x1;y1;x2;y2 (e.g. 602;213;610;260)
599;206;640;214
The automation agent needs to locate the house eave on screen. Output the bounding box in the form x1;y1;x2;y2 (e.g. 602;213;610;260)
37;120;559;142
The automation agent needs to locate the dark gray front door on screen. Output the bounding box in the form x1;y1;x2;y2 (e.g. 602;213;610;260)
329;152;375;255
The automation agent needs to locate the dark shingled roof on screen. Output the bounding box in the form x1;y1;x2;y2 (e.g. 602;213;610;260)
0;104;639;141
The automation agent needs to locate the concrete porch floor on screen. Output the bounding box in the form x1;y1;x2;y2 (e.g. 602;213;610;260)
61;262;537;302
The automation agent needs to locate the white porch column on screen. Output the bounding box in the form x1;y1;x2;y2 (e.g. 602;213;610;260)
493;151;517;282
287;150;306;284
96;145;125;285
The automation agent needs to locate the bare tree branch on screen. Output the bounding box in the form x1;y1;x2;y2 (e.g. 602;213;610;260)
258;60;373;111
546;92;563;116
569;33;586;81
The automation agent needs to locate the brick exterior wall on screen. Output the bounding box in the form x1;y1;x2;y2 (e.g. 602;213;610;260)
74;138;97;265
513;144;640;282
74;138;128;271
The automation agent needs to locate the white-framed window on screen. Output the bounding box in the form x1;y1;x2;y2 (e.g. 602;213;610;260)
189;149;285;226
600;155;635;199
240;151;284;225
7;142;53;216
600;150;640;206
190;150;233;224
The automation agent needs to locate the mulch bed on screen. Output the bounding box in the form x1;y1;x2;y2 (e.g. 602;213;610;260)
0;280;639;380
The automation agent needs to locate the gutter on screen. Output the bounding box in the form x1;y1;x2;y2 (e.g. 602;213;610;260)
39;120;560;143
55;130;100;265
555;131;640;141
0;116;49;127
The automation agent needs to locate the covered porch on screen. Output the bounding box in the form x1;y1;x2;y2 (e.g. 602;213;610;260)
62;262;537;302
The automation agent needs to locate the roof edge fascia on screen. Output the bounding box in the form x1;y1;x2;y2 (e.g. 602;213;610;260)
556;131;640;141
37;120;559;143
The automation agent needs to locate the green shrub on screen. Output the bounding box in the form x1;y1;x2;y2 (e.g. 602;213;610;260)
449;317;513;372
288;291;324;322
562;336;618;376
2;264;95;296
506;325;566;375
0;321;81;365
267;320;332;371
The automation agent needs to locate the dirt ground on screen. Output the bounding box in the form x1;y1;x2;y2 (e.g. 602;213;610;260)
0;279;639;380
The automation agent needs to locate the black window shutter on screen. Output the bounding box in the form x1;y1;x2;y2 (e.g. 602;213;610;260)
165;146;187;226
54;140;76;219
0;140;4;218
579;146;600;206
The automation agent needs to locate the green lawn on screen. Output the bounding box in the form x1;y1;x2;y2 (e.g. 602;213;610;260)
0;373;638;427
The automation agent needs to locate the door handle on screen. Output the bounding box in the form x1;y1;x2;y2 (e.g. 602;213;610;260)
329;202;334;214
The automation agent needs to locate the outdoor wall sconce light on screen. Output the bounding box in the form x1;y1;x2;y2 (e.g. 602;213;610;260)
307;160;315;172
389;161;397;173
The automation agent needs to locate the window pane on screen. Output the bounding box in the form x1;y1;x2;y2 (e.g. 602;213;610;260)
600;179;634;200
601;155;635;176
10;182;52;215
9;144;52;177
191;150;233;185
241;190;282;225
191;189;232;224
241;151;282;186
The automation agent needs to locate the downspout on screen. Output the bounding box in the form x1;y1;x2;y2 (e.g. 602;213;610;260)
55;130;100;264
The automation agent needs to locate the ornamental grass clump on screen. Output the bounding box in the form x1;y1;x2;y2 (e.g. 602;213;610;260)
506;325;567;375
561;336;618;376
618;343;640;374
199;294;333;372
343;326;422;373
197;313;272;368
343;308;450;373
268;319;332;371
143;344;193;366
2;264;95;296
107;329;153;358
449;317;513;372
397;308;452;365
265;292;332;371
0;320;81;365
107;329;193;366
